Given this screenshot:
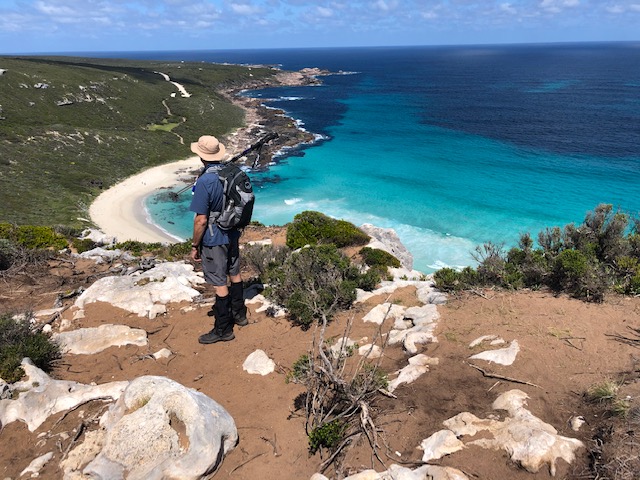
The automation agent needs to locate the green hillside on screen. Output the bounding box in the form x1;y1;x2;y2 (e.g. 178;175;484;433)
0;56;278;226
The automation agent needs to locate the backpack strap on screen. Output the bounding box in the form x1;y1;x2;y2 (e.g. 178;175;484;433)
201;165;223;236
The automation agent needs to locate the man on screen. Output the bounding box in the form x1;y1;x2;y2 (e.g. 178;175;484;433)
189;135;248;344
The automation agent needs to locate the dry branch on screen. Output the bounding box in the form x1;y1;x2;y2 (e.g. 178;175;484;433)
467;363;541;388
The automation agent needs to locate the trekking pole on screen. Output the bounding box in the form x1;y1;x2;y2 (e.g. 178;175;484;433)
168;132;279;200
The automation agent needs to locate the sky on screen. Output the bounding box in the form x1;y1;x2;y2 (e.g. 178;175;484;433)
1;0;639;54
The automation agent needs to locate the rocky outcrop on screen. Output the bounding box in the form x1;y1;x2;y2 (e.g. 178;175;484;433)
359;223;414;270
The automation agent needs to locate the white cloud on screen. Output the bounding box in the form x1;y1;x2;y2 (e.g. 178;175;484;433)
373;0;398;11
230;3;262;15
500;3;517;14
316;6;333;17
540;0;580;13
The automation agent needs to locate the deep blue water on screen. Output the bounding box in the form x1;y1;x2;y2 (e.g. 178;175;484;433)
98;44;640;273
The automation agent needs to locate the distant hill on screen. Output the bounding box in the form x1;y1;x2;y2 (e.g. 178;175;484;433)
0;56;279;226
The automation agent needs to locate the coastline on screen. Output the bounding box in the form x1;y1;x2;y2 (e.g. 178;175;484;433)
88;68;324;244
89;158;200;244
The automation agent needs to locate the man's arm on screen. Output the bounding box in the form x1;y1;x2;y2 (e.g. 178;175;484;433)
190;214;208;261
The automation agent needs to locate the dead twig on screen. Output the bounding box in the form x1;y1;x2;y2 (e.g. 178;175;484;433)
606;326;640;348
228;452;267;475
561;336;585;350
260;434;280;456
467;363;541;388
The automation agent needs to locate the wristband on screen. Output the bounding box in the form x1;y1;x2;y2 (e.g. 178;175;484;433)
192;244;199;248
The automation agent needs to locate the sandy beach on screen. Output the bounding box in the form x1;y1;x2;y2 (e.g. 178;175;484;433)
89;157;201;244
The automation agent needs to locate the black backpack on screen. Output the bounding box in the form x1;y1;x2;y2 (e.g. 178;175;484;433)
207;163;255;231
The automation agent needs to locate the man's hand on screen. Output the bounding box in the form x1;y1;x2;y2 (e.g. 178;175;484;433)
190;247;201;262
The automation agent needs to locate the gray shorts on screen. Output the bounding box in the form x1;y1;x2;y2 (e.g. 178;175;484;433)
201;240;240;287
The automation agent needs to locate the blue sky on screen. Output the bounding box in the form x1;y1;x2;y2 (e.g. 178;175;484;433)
1;0;639;54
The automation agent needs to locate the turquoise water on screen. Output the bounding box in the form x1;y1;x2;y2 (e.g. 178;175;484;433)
139;45;640;273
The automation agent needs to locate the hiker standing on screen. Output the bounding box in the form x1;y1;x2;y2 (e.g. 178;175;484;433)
189;135;248;344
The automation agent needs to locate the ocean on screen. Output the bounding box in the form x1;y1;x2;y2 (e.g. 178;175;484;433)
110;44;640;273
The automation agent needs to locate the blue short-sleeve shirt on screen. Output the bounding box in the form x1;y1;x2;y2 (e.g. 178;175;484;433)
189;167;230;247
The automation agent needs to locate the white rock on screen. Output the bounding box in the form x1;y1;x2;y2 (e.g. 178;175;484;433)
358;344;382;359
33;307;65;318
359;223;414;270
19;451;54;477
388;354;438;392
362;303;405;325
76;247;135;264
443;389;584;476
79;228;116;246
404;304;439;325
334;464;469;480
0;359;127;432
328;337;358;358
247;239;272;246
152;348;173;360
243;350;276;375
419;430;465;462
469;335;500;348
53;324;148;355
79;376;238;480
469;340;520;366
74;262;204;318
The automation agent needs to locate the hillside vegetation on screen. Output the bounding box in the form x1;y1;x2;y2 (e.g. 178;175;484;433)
0;56;278;226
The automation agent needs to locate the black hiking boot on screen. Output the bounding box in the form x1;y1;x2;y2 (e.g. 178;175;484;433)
198;329;235;344
229;281;248;326
199;294;234;344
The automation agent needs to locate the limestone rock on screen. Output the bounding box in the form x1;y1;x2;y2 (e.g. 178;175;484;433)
360;223;414;270
469;340;520;366
388;354;438;392
362;303;405;325
53;324;148;355
419;430;465;462
79;376;238;480
243;350;276;375
443;389;584;476
0;359;127;432
74;262;205;319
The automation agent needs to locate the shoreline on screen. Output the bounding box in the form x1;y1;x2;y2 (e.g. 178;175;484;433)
89;68;324;244
89;158;200;244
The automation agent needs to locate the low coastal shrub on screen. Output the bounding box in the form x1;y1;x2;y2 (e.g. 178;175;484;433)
286;211;370;250
264;244;375;328
111;239;193;260
434;204;640;302
359;246;401;269
71;238;97;254
0;313;61;383
113;240;164;256
0;223;68;250
308;420;346;455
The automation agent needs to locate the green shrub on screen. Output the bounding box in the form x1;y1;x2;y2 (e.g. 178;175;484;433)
264;244;366;328
308;419;346;454
0;314;61;383
0;224;68;250
72;237;96;254
285;354;311;384
168;240;192;258
0;239;17;271
359;246;401;269
113;240;163;255
286;211;369;249
433;266;479;292
242;244;291;279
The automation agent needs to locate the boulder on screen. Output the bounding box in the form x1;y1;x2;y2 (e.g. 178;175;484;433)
359;223;414;270
74;376;238;480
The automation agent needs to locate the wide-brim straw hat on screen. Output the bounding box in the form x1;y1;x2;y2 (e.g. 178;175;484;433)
191;135;227;161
